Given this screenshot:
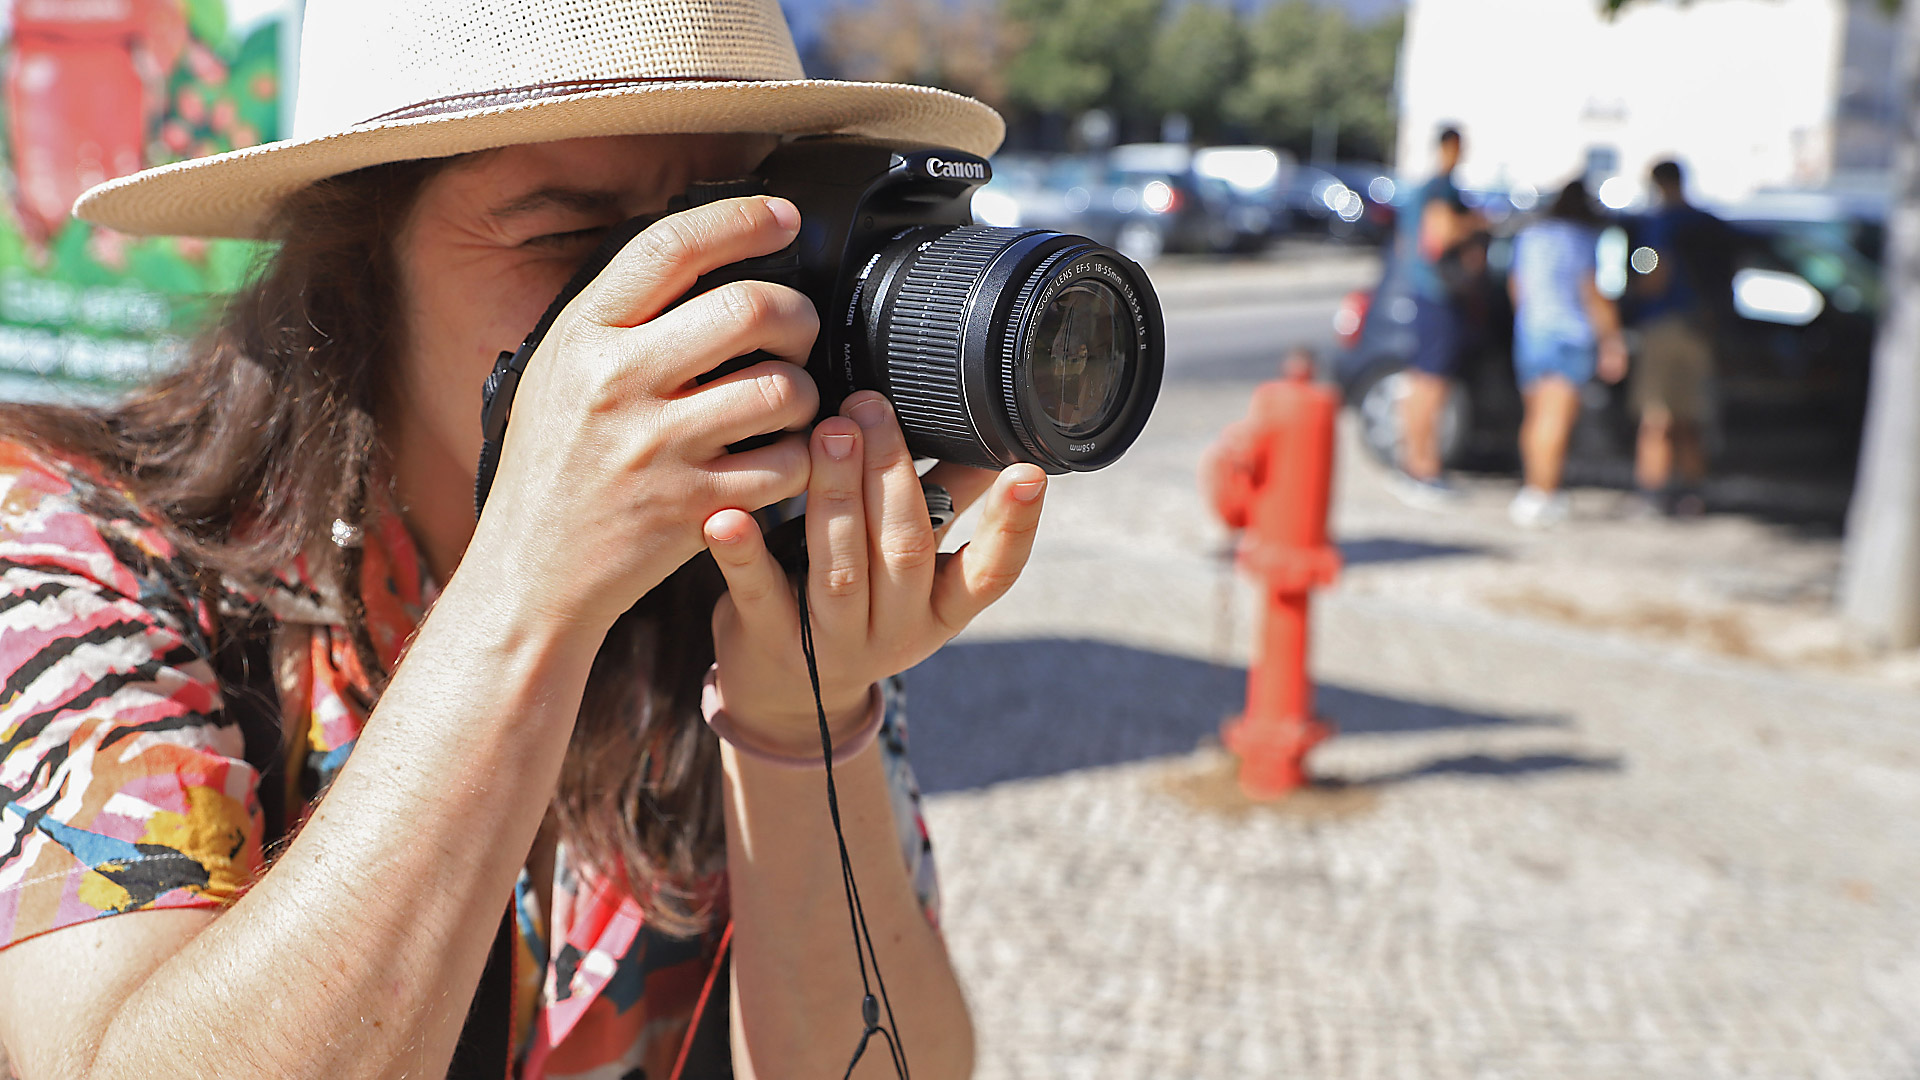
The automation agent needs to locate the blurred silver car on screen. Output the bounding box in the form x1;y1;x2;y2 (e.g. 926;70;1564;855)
974;145;1279;263
972;153;1174;263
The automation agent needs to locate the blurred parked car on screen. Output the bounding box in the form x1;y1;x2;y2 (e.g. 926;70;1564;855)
1276;163;1357;235
1324;162;1398;242
1272;161;1396;244
973;152;1172;262
1331;211;1877;481
1111;142;1274;255
977;145;1276;262
1726;187;1887;264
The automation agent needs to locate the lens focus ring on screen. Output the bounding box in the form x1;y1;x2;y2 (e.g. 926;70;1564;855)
880;225;1028;453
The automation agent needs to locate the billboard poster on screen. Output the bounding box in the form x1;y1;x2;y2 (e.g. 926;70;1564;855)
0;0;297;401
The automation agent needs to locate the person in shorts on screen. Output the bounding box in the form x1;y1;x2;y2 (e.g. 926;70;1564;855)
1506;180;1625;527
1629;159;1731;515
1390;125;1485;508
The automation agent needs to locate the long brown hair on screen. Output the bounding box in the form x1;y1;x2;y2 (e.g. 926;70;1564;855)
0;159;727;935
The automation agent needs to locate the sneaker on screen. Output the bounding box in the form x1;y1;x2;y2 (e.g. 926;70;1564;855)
1668;488;1707;518
1509;486;1570;529
1628;487;1706;519
1386;470;1461;511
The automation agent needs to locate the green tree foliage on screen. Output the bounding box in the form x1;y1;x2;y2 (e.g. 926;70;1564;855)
819;0;1010;104
1225;1;1401;160
1001;0;1163;118
1142;2;1247;136
988;0;1401;157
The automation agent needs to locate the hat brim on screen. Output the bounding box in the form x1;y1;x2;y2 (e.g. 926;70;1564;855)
72;79;1006;239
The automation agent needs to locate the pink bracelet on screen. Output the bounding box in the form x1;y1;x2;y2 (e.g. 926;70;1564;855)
700;666;884;770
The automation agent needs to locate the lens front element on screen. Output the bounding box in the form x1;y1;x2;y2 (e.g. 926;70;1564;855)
1031;281;1133;439
855;224;1163;473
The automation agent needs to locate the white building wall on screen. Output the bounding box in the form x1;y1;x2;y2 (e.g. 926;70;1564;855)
1396;0;1849;207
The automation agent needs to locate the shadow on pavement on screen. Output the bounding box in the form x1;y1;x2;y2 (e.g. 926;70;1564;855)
1364;751;1622;784
1338;536;1488;566
905;638;1568;794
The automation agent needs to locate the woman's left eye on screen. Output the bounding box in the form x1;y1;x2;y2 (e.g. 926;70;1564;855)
527;225;611;249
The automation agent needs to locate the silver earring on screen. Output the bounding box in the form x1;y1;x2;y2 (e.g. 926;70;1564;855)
330;518;365;548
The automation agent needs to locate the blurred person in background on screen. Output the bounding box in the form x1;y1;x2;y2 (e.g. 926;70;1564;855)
1391;125;1485;508
1506;179;1626;528
1628;159;1732;516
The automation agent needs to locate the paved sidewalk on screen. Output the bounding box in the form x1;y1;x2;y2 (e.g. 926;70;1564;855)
912;380;1920;1078
916;596;1920;1078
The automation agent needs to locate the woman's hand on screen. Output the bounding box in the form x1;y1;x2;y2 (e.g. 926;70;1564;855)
463;196;820;637
704;392;1047;750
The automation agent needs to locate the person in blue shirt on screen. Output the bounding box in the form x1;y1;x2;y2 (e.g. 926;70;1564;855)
1628;159;1732;515
1390;125;1486;507
1505;180;1626;528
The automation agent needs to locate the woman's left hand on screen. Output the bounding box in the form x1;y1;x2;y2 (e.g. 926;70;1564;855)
704;390;1046;751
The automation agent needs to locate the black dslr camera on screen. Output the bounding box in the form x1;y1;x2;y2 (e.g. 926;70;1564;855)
474;136;1165;513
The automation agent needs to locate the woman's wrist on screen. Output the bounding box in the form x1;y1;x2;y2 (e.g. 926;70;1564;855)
702;666;880;765
427;564;608;691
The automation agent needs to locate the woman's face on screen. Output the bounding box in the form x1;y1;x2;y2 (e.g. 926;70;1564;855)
386;132;777;538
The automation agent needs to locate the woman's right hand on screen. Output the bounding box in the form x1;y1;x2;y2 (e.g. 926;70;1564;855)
462;195;820;637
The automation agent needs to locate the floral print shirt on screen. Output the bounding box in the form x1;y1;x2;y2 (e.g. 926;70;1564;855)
0;443;939;1077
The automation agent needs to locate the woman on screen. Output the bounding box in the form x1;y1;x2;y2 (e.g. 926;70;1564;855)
1506;179;1626;528
0;2;1031;1078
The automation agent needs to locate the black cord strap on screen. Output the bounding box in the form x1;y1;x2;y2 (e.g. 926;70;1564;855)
796;583;910;1079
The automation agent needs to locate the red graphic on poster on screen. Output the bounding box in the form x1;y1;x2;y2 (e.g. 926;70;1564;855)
6;0;188;247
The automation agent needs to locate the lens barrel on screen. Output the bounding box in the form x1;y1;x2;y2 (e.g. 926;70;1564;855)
850;225;1164;473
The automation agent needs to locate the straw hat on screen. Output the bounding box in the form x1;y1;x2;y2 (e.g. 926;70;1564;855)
72;0;1005;239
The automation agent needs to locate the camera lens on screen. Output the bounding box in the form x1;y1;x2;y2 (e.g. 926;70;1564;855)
1030;280;1133;439
849;225;1163;473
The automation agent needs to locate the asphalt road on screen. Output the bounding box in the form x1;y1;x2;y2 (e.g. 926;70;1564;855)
1149;249;1373;384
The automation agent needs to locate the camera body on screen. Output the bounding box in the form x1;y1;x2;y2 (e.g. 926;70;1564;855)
476;136;1164;513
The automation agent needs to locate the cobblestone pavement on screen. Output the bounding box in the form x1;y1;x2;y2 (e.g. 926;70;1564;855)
917;601;1920;1078
912;293;1920;1077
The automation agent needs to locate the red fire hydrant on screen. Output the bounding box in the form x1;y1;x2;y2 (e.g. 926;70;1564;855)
1203;357;1342;799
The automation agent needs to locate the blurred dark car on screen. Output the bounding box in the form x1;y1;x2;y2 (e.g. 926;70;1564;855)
1109;166;1269;255
973;153;1174;263
976;147;1273;263
1330;213;1877;482
1324;162;1398;242
1276;164;1357;235
1110;143;1274;255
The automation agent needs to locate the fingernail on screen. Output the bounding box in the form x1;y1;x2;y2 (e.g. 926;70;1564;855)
1011;479;1046;503
821;432;855;460
849;397;890;430
765;197;800;232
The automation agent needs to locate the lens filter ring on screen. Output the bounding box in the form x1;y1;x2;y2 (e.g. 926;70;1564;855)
995;244;1163;472
858;225;1163;473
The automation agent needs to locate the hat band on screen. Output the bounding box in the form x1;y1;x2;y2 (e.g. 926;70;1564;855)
361;75;755;124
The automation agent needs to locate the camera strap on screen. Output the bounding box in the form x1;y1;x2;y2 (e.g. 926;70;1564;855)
796;578;910;1079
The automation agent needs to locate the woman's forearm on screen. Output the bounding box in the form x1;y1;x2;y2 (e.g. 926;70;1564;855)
722;742;974;1080
82;576;598;1080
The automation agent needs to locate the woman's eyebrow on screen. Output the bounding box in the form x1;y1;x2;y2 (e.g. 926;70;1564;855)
488;187;626;219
